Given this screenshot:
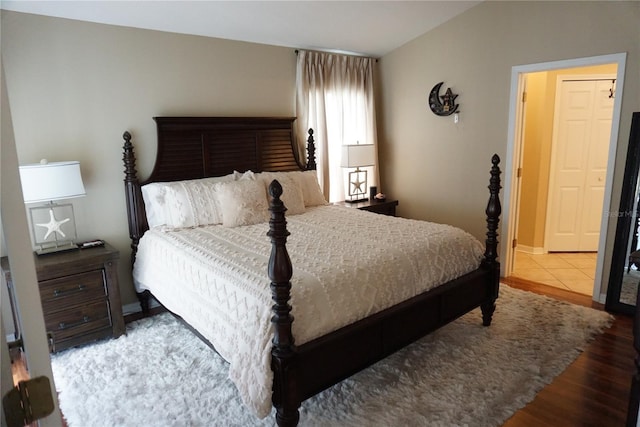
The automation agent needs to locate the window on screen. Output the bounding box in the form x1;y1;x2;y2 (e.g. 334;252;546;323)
295;50;378;203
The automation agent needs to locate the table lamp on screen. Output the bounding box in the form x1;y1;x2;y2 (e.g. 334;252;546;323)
341;143;375;202
19;160;86;255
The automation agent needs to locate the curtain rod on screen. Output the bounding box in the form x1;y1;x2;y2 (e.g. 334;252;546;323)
294;49;379;62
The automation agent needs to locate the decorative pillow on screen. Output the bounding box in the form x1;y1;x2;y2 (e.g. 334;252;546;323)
298;170;328;207
234;170;256;181
257;172;306;215
141;174;235;228
216;179;270;227
141;182;169;228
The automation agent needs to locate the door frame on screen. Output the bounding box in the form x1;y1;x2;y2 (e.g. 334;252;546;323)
503;53;627;303
1;61;62;426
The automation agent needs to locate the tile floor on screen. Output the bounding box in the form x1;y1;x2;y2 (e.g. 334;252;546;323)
510;251;597;296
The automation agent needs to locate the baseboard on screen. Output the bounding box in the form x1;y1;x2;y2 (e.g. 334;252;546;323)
516;245;545;255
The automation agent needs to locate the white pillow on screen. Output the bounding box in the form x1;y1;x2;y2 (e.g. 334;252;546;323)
140;182;169;228
298;170;328;207
141;174;235;228
216;179;270;227
257;172;306;215
234;170;256;181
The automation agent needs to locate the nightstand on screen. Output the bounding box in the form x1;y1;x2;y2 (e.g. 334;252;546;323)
1;242;125;352
334;199;399;216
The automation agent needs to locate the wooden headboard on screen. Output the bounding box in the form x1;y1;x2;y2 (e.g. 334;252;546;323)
122;116;316;259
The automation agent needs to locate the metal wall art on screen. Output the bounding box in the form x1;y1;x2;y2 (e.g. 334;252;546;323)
429;82;459;116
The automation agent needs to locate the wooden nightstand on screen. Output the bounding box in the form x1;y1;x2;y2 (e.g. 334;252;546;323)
1;242;125;352
334;199;399;217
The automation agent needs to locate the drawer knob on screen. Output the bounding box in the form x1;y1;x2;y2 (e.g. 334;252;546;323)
58;315;90;330
53;284;86;298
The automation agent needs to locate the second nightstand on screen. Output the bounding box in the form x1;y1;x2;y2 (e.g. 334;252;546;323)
1;242;125;352
334;199;399;217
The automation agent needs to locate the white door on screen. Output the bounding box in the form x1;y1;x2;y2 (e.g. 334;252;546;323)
1;62;62;426
546;77;614;252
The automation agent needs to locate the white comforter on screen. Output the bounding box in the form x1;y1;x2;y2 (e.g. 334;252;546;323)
133;205;484;418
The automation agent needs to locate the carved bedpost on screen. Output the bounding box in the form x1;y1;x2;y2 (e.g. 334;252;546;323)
305;129;317;171
122;131;151;315
481;154;502;326
123;131;140;258
267;180;300;427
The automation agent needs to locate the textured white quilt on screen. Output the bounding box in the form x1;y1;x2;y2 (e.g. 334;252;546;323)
133;205;484;418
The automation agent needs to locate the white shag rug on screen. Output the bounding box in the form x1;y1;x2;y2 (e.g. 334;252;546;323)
51;285;613;427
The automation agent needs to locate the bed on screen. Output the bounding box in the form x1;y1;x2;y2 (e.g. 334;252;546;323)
121;116;501;426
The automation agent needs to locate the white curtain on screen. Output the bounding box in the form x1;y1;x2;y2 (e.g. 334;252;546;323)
295;50;378;203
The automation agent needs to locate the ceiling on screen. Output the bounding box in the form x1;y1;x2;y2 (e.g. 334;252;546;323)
0;1;481;57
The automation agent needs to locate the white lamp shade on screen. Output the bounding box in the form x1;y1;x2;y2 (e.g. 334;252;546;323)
19;161;86;204
341;144;375;168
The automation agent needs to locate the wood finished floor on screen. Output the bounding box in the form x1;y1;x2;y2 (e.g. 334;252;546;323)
11;280;634;426
502;277;634;426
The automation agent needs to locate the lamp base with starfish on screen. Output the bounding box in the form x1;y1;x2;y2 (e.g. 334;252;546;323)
28;202;79;255
346;168;369;203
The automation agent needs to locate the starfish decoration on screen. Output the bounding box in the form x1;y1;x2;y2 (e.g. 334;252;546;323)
36;208;70;240
351;176;365;194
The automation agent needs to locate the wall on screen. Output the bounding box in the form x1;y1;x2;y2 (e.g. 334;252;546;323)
1;11;297;306
377;1;639;288
2;3;639;309
518;63;618;251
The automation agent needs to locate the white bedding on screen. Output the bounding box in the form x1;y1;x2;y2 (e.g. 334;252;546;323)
133;205;484;418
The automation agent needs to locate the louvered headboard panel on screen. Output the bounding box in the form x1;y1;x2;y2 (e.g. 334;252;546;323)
122;116;312;256
144;116;302;184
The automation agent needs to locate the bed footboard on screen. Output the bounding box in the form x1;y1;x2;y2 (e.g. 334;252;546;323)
267;155;501;427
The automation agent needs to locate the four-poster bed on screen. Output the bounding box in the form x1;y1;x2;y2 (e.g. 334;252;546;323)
121;116;502;426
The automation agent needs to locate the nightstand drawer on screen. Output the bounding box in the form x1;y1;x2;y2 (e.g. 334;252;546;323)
44;299;112;343
39;270;107;313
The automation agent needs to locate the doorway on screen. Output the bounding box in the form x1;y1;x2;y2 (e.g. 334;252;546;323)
511;71;616;297
501;53;627;303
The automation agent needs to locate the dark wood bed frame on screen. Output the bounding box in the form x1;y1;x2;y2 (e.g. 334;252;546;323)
121;116;501;426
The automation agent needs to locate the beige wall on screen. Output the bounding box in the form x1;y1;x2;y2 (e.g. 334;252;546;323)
2;3;639;309
377;1;639;287
1;11;297;306
518;63;618;251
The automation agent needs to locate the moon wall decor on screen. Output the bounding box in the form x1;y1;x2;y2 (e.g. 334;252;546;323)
429;82;459;116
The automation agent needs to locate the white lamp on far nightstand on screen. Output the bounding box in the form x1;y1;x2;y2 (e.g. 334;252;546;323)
341;143;375;203
19;160;86;255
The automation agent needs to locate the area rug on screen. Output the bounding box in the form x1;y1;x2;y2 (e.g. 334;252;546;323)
50;285;613;427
